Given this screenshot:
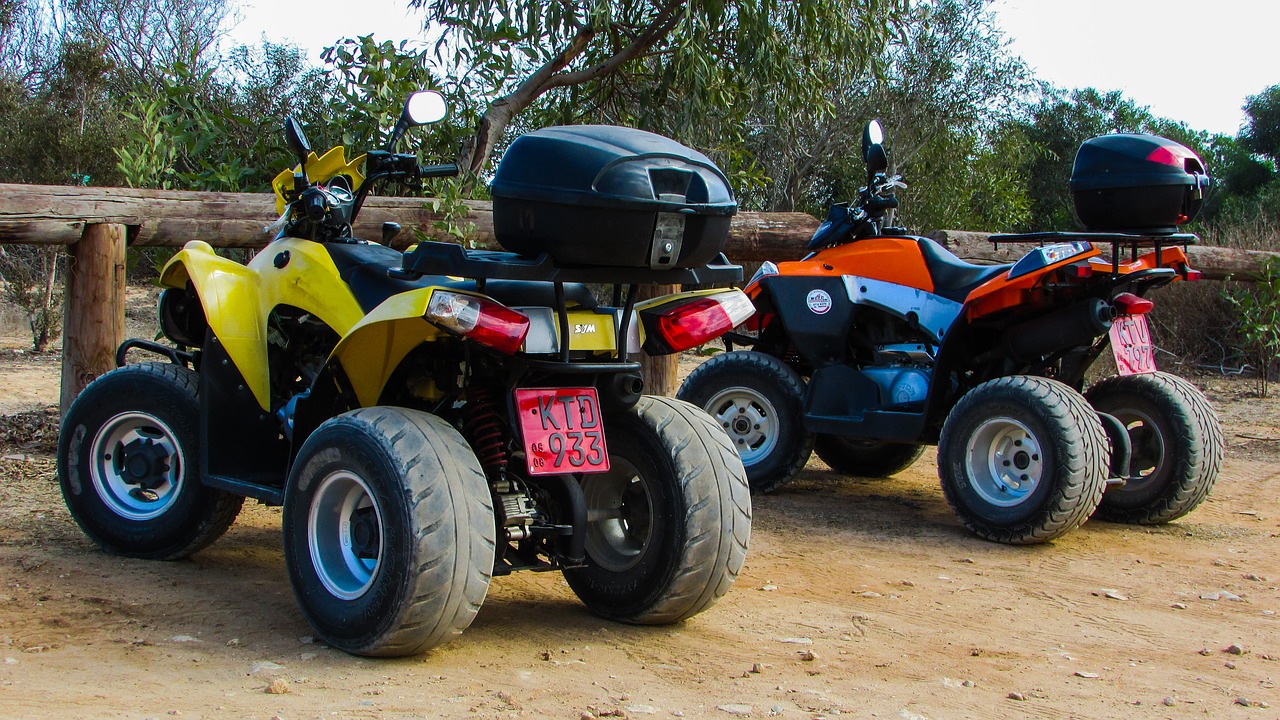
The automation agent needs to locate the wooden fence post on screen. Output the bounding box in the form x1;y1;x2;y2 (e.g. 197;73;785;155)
637;284;680;397
60;223;126;415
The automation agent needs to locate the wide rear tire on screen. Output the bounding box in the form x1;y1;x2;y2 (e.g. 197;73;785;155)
938;376;1108;544
565;396;751;624
814;435;925;478
678;351;813;493
1085;372;1223;524
283;407;495;657
57;362;242;560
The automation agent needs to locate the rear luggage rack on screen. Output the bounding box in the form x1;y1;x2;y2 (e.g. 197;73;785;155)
988;231;1198;274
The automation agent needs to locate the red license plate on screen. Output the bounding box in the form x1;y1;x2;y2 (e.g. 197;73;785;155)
1110;314;1157;375
514;388;610;475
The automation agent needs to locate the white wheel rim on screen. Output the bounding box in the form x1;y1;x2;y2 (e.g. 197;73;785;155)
308;471;384;600
964;416;1044;508
706;386;779;466
583;458;653;572
89;411;184;521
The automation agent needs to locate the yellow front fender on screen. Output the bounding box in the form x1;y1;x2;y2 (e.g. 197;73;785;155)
159;239;365;410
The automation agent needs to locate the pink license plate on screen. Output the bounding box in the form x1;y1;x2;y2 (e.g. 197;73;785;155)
1110;314;1157;375
514;388;610;475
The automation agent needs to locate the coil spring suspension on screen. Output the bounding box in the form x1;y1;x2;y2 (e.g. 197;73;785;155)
464;387;508;473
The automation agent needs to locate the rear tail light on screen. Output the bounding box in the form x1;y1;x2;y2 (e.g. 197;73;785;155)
1147;145;1193;169
1060;263;1094;282
426;290;530;354
642;290;755;355
1112;292;1153;315
1184;268;1203;282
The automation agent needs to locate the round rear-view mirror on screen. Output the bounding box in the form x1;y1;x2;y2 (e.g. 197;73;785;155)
404;91;448;126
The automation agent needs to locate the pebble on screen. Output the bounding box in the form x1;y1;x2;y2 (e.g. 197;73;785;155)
581;713;595;720
759;585;778;592
798;650;818;662
858;591;882;598
252;661;285;674
771;706;784;715
1235;697;1270;708
299;636;314;644
226;639;240;647
1162;697;1175;707
962;680;975;688
1244;574;1266;582
1102;590;1128;601
1074;671;1099;679
3;658;16;665
171;635;200;643
1007;692;1025;701
900;580;915;587
264;679;289;695
778;637;812;645
718;704;753;716
957;558;975;564
1225;661;1237;669
1221;591;1244;602
750;663;765;674
625;705;658;714
1171;603;1187;610
1224;643;1246;655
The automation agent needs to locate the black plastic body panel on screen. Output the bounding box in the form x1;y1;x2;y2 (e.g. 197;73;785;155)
199;333;288;502
491;125;736;268
758;275;852;368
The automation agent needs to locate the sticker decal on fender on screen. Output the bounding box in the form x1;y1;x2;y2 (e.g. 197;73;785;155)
807;289;832;315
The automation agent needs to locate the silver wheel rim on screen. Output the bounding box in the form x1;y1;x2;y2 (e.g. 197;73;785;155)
89;411;185;521
706;386;779;466
1113;408;1166;493
964;416;1044;508
583;458;653;572
308;471;384;600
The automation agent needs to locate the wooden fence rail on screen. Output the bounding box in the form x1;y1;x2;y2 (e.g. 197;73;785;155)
1;183;1276;411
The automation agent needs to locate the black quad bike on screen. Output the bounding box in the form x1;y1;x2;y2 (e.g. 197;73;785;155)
57;92;755;656
680;121;1223;544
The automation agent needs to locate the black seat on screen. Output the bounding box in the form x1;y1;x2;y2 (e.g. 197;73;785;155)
324;243;598;313
916;238;1012;303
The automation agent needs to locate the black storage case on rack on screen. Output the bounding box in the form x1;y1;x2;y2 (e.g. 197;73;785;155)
491;125;737;269
1069;133;1210;234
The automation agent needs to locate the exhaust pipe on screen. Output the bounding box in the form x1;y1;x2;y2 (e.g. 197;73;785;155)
1006;298;1116;362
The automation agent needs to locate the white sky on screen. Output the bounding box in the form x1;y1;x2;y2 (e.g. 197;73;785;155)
225;0;1278;137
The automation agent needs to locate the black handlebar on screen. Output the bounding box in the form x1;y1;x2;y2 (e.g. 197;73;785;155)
419;163;459;178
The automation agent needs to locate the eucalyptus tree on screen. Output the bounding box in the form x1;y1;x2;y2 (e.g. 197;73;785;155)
412;0;912;178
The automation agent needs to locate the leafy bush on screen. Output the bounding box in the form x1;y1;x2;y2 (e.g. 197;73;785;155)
1225;257;1280;397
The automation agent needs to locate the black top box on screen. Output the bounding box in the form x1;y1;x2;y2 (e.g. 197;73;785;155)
491;126;737;269
1070;134;1210;234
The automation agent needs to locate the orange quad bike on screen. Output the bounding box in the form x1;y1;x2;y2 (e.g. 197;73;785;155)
680;121;1224;544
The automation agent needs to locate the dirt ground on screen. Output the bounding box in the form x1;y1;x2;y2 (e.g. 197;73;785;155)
2;298;1280;719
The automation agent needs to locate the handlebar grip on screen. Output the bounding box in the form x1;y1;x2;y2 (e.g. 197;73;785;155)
419;163;460;178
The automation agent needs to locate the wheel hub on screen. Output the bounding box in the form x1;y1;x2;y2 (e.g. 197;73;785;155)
706;386;778;465
119;437;172;490
90;411;184;521
965;416;1044;508
309;470;384;601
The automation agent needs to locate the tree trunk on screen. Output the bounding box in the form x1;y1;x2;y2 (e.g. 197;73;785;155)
60;223;126;415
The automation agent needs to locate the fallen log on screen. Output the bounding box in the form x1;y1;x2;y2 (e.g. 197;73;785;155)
1;184;1275;280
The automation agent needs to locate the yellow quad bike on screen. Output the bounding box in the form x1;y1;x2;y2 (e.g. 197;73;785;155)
57;92;753;657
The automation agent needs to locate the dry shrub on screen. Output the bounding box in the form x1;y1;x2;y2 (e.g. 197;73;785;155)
1146;280;1242;371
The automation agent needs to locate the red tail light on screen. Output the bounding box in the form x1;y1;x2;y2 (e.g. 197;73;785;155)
1147;146;1190;169
642;290;755;355
1184;268;1203;282
1112;292;1153;315
426;290;530;354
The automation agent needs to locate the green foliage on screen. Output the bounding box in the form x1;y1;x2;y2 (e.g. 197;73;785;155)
1225;258;1280;397
1242;84;1280;162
